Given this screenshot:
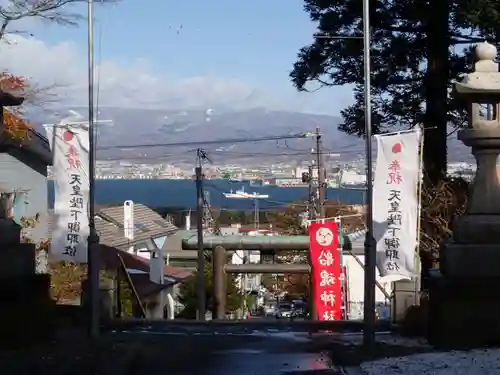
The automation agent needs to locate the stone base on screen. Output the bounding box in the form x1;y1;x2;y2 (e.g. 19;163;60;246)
0;274;54;347
440;242;500;277
427;275;500;349
0;219;21;246
453;215;500;244
0;243;36;278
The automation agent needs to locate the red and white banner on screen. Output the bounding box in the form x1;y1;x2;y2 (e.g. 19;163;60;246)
373;130;422;278
309;222;343;320
45;124;89;264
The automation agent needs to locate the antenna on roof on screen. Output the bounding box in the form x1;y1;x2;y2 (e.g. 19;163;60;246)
123;200;134;253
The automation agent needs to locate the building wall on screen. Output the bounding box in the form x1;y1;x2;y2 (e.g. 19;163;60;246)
343;254;397;320
231;249;261;292
133;236;168;261
153;235;167;250
0;153;48;242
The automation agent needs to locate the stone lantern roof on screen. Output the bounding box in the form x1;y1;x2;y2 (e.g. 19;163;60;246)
455;41;500;96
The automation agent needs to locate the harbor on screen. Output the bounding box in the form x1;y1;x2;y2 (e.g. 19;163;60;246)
46;179;367;210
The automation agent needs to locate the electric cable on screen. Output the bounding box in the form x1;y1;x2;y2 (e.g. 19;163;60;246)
97;132;313;151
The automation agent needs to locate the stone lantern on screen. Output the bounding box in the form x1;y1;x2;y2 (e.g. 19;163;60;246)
428;41;500;349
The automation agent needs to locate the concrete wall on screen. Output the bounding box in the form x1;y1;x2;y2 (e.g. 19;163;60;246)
0;153;48;243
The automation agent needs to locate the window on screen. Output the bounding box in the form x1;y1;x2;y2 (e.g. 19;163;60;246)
136;246;149;253
135;223;150;232
12;192;27;224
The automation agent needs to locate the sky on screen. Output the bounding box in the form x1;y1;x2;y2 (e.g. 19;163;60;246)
0;0;354;115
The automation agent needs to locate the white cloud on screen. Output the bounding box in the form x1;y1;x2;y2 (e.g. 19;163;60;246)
0;36;312;113
0;35;350;114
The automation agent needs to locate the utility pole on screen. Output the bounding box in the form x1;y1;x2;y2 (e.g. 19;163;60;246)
306;165;314;221
315;127;326;220
195;151;206;321
303;164;317;320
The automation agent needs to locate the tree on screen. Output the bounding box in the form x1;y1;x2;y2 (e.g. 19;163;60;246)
177;263;244;318
0;0;116;141
266;204;306;234
290;0;500;184
18;214;87;302
282;274;310;300
0;0;117;41
324;201;364;232
0;72;35;140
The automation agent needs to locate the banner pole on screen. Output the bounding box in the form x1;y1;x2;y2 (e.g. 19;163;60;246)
362;0;376;350
414;127;425;303
87;0;100;339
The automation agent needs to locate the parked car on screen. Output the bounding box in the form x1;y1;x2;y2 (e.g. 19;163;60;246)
275;303;295;319
263;305;276;317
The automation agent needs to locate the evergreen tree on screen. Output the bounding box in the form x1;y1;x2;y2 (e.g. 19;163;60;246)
290;0;500;183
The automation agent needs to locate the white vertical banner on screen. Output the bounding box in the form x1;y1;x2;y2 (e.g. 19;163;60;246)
373;130;422;278
45;124;89;263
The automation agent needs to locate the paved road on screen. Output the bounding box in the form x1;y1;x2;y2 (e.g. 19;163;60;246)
2;321;366;374
112;324;344;375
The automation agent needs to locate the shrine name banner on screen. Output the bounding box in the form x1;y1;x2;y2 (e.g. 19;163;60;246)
45;125;90;263
373;130;421;278
309;221;343;321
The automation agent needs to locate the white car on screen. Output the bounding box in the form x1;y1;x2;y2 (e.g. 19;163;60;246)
275;306;294;319
277;310;292;318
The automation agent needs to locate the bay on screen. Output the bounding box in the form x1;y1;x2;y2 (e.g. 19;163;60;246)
47;179;366;211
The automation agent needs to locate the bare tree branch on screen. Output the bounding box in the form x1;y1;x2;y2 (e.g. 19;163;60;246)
0;0;118;41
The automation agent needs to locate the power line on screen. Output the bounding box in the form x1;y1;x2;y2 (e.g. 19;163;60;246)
97;132;313;150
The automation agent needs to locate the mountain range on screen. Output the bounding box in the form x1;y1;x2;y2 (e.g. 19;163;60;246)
33;107;471;165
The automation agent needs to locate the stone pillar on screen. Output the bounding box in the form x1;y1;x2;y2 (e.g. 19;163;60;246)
0;218;53;347
213;245;227;319
428;42;500;349
81;278;115;323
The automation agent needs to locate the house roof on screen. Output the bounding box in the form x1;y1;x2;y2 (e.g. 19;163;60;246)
47;203;192;281
0;128;51;165
128;273;172;297
48;203;177;250
99;244;192;282
98;203;177;247
161;229;197;252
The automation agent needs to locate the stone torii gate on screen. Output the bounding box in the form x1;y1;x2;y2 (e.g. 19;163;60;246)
181;233;391;321
182;235;311;320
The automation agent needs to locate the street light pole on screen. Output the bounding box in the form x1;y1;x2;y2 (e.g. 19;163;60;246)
87;0;100;339
362;0;376;350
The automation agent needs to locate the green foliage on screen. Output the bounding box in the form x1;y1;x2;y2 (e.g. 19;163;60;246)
177;263;243;318
217;210;252;225
290;0;500;182
117;274;134;318
266;205;305;234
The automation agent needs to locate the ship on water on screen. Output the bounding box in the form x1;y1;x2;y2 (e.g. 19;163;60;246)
223;186;269;199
